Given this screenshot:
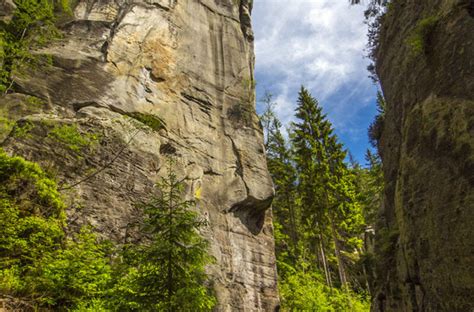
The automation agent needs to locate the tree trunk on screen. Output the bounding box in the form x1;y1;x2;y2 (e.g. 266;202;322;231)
318;232;333;288
287;192;299;263
330;216;348;287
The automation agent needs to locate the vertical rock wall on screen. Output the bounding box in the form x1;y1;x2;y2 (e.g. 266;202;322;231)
0;0;279;310
373;0;474;311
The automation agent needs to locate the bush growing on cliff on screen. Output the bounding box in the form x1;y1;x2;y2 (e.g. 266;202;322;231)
406;15;439;56
0;149;216;310
351;0;391;81
368;91;386;148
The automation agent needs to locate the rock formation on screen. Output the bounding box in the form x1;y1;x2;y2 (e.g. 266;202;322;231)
0;0;279;310
373;0;474;311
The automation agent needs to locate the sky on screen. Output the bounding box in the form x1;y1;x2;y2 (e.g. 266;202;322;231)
252;0;379;164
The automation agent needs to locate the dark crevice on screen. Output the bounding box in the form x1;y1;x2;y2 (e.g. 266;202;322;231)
160;143;177;155
238;0;254;41
229;195;273;235
228;135;244;179
181;92;213;115
203;169;222;176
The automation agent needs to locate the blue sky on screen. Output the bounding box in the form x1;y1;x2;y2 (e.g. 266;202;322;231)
252;0;379;164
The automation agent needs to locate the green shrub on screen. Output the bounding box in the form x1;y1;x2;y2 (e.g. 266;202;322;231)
406;15;439;56
70;298;110;312
48;124;99;153
368;91;386;147
0;148;66;298
0;151;215;310
125;112;166;131
279;269;370;312
0;149;112;310
0;116;15;138
36;227;112;307
11;120;34;138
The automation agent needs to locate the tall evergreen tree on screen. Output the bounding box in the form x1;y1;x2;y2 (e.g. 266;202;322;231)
291;86;364;288
291;86;334;285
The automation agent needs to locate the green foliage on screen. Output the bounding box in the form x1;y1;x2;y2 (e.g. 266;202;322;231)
125;112;166;131
349;150;384;293
0;148;65;300
0;150;216;310
25;95;46;108
350;0;391;81
48;124;99;153
261;87;376;309
406;15;439;56
368;91;386;148
11;120;34;138
0;0;71;93
70;298;110;312
0;116;15;138
0;149;112;310
291;87;364;272
0;148;65;216
110;159;216;311
279;269;370;312
259;92;300;265
36;227;112;307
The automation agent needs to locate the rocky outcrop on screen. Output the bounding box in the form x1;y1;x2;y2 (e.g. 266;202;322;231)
0;0;279;310
373;0;474;311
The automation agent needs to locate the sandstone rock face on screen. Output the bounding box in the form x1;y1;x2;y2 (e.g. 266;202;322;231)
373;1;474;311
0;0;279;310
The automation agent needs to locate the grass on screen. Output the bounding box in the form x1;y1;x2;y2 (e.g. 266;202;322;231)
47;124;99;153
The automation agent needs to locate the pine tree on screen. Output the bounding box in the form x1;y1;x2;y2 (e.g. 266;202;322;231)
291;86;364;288
113;159;216;312
291;86;333;285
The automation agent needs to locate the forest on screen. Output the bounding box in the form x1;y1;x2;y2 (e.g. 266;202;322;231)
259;88;383;311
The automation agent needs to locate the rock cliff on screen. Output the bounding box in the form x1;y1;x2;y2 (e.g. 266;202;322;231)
0;0;279;310
373;0;474;311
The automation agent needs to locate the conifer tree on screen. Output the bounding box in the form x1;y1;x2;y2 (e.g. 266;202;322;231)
291;86;334;285
113;159;216;312
291;86;364;288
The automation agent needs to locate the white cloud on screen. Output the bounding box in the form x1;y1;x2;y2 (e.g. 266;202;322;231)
253;0;378;148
